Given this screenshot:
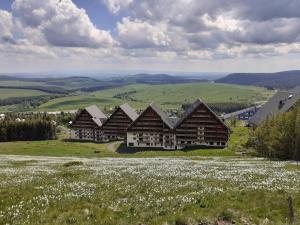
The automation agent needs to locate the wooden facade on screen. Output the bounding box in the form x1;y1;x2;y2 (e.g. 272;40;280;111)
69;105;107;142
127;103;175;149
70;100;229;149
127;100;230;149
101;103;138;141
174;99;229;148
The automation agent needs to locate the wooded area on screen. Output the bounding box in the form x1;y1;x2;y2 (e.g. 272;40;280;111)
0;114;57;142
249;103;300;160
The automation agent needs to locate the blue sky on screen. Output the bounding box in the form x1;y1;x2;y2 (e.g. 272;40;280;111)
0;0;300;75
73;0;120;34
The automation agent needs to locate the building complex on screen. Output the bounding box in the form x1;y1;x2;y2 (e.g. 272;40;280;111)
70;99;230;149
127;99;229;149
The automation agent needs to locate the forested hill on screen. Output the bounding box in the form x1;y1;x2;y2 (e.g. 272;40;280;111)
215;70;300;89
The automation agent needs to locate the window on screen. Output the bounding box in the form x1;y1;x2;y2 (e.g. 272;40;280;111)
129;143;134;147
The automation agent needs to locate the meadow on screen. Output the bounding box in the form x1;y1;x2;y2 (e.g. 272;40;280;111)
0;123;299;224
0;88;49;99
0;156;299;225
38;83;273;111
0;124;247;158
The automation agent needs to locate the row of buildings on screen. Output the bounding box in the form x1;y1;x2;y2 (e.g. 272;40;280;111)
70;99;230;150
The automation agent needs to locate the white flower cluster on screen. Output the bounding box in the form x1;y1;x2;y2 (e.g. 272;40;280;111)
0;155;299;224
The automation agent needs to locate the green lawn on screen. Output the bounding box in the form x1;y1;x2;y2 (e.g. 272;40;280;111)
0;140;236;158
38;83;274;111
0;88;49;99
0;124;247;158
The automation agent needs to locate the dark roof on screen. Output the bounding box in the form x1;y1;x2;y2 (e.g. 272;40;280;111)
85;105;107;127
128;102;178;130
222;105;261;120
249;90;300;126
119;103;139;121
174;98;229;130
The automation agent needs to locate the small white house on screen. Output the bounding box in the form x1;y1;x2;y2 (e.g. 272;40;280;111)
16;118;25;122
0;114;5;120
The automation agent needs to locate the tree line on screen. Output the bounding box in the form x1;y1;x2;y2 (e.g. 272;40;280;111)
248;102;300;160
0;114;57;142
0;95;63;108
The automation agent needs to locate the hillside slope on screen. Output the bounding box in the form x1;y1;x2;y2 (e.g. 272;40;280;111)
37;83;274;112
215;70;300;89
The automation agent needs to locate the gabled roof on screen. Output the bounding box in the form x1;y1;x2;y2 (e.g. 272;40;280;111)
128;102;177;130
149;102;177;129
174;98;229;130
71;105;107;128
102;103;138;128
85;105;107;127
249;90;300;126
85;105;107;120
119;103;139;121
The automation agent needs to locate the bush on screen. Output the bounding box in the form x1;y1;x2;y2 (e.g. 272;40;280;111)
63;161;84;167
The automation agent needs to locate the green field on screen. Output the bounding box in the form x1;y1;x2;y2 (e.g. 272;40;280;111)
38;83;274;111
0;88;49;99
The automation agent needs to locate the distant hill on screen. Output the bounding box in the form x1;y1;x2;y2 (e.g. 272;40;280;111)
129;73;208;84
215;70;300;89
0;73;209;93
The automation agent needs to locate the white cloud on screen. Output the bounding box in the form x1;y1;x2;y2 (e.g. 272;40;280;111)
12;0;114;48
1;0;300;73
0;10;14;43
117;17;170;48
202;14;243;32
103;0;133;14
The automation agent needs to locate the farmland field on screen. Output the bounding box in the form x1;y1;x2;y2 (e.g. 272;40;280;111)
38;83;274;111
0;155;299;225
0;88;49;99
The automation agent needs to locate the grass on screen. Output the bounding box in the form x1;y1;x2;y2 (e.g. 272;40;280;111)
38;83;274;111
0;125;299;224
0;124;246;158
0;140;236;158
0;156;299;225
0;88;49;99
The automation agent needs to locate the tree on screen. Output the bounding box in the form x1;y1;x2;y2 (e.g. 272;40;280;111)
249;101;300;160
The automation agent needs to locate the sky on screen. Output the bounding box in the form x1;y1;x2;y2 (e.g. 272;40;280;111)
0;0;300;75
